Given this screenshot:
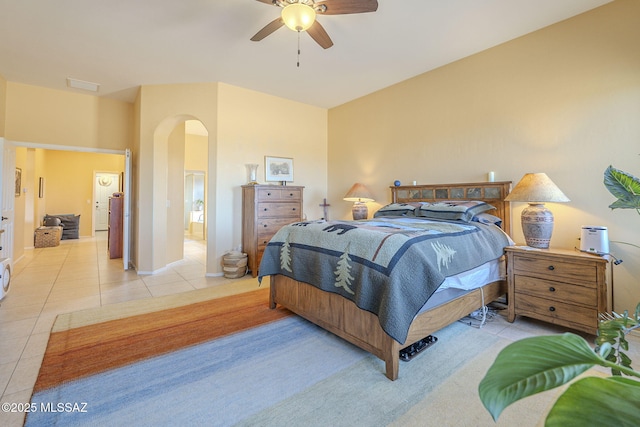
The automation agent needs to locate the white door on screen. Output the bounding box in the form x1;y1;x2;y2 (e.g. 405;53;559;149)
0;138;16;261
94;173;120;231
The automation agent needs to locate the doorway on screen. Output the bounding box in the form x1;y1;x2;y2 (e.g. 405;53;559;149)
94;172;121;232
184;171;205;240
183;120;208;268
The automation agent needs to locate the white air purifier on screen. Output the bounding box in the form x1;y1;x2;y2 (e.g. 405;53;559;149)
580;226;609;255
0;258;11;300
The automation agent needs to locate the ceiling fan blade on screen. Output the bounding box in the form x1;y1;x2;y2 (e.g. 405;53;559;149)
316;0;378;15
250;18;285;41
307;20;333;49
255;0;278;5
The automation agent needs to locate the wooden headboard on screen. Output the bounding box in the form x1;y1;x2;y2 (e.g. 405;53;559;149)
390;181;513;237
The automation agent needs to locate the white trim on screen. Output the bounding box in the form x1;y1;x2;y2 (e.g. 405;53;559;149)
123;149;131;270
8;139;125;155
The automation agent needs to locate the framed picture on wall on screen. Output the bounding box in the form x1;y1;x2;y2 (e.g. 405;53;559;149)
39;177;45;198
15;168;21;197
265;156;294;183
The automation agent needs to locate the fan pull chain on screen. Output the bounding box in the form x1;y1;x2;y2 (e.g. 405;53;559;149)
297;30;301;67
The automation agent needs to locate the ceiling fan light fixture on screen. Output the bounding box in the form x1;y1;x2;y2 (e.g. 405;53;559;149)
281;3;316;32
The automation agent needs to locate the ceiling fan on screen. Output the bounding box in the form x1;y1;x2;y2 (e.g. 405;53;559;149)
250;0;379;49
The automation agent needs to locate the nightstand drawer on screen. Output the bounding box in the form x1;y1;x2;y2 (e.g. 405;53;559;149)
512;256;597;285
514;275;597;307
515;293;596;331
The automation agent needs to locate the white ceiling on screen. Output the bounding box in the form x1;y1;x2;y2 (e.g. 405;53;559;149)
0;0;612;109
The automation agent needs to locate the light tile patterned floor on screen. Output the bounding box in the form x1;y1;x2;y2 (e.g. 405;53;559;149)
0;232;243;426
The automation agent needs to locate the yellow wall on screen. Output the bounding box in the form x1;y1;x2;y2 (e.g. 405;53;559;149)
40;150;124;236
217;83;328;254
167;123;186;264
14;148;27;260
328;0;640;312
0;74;6;137
185;134;208;172
5;82;132;150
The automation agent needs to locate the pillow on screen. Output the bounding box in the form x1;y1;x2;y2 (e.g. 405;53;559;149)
416;201;495;223
45;214;81;239
43;216;61;227
373;202;421;218
472;212;503;228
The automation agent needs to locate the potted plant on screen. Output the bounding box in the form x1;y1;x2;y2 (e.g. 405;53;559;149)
478;166;640;426
479;310;640;425
604;165;640;214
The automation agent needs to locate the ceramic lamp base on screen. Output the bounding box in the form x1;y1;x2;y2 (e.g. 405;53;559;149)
352;203;368;220
521;203;554;249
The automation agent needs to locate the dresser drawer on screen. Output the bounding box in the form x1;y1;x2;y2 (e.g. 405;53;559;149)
512;256;597;285
257;202;301;218
514;275;596;307
515;293;596;331
257;188;302;201
257;218;299;244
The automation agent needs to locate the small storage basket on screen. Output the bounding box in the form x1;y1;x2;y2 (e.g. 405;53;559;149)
222;252;248;279
34;226;62;248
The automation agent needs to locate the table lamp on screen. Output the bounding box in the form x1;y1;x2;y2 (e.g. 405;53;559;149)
504;173;570;248
343;183;374;220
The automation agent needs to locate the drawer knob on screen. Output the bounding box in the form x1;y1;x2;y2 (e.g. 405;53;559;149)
292;207;297;211
267;192;272;196
549;306;556;312
263;208;268;211
289;193;293;196
549;287;556;292
548;265;555;271
263;224;268;227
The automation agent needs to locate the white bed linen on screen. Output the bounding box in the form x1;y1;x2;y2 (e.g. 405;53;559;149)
416;257;504;315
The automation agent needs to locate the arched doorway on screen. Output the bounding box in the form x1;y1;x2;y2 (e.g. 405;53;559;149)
151;116;209;272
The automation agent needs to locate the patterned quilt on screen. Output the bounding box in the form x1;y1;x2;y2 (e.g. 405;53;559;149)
258;216;512;343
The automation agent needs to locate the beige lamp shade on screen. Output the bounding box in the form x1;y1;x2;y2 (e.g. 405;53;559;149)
343;183;375;203
344;183;374;220
505;173;569;249
504;173;570;203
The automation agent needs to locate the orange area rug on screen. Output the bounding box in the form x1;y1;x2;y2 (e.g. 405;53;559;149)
34;287;291;392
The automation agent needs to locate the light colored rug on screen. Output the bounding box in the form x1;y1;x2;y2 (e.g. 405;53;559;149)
27;279;560;426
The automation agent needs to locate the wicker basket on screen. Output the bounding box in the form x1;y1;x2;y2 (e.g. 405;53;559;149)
34;226;62;248
222;252;248;279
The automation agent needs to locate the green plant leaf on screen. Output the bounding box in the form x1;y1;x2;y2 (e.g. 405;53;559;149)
478;333;603;421
604;166;640;209
545;376;640;427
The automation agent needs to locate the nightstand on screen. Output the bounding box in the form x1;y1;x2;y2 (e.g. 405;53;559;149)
505;246;608;335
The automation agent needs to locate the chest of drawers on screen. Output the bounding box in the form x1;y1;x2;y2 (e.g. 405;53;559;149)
505;246;608;334
242;185;304;277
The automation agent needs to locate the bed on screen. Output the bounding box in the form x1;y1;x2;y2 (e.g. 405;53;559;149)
259;181;512;380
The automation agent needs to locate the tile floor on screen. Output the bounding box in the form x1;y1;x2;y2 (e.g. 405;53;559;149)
0;234;636;426
0;232;243;426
